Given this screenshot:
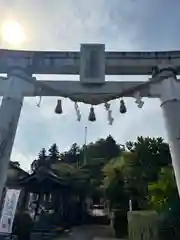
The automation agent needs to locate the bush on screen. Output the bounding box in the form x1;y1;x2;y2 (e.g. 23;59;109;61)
12;210;34;240
158;200;180;240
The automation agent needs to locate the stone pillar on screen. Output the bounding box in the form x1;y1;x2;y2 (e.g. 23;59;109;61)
0;69;34;202
159;70;180;196
128;211;158;240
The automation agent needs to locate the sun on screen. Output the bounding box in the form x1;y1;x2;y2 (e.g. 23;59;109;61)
1;20;26;47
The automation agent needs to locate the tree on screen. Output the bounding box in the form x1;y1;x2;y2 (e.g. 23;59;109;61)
101;137;173;210
124;137;172;209
86;135;121;164
148;167;178;212
61;143;81;165
102;156;128;210
82;158;106;203
126;136;171;182
55;136;122;203
29;136;174;214
48;143;60;164
52;161;90;195
118;152;144;209
104;135;121;160
31;148;47;172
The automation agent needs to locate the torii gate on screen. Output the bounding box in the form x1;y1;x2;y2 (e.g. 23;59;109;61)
0;44;180;200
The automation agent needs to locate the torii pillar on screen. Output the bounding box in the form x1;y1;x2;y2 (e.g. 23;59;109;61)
158;68;180;195
0;69;34;201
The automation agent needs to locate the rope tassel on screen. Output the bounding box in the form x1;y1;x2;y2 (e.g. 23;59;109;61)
55;99;63;114
120;99;127;113
88;106;96;122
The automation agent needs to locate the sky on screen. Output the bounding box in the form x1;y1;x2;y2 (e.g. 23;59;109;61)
0;0;180;170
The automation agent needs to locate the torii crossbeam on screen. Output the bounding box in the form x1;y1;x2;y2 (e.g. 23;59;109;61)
0;44;180;200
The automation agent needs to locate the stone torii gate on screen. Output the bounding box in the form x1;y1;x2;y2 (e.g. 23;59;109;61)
0;44;180;201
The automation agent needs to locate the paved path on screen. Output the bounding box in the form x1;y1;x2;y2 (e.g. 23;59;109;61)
56;225;116;240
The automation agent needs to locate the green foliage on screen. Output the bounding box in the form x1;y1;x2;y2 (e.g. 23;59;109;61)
102;151;147;210
126;136;171;182
158;199;180;240
30;136;121;202
28;135;180;239
125;137;172;209
83;136;123;200
31;148;48;172
85;135;121;164
101;136;174;211
48;143;60;164
60;143;81;165
83;158;106;189
148;167;178;212
30;135;176;214
102;156;128;209
52;162;90;195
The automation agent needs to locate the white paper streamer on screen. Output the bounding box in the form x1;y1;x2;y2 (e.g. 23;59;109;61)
36;96;42;107
74;102;81;121
104;102;114;125
133;92;144;108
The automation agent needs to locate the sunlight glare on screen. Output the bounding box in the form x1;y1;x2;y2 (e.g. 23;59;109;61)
1;20;26;46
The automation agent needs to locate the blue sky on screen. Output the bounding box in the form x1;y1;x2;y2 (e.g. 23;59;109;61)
0;0;180;170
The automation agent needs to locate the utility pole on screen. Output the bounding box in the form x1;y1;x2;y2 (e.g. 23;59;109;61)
83;126;87;165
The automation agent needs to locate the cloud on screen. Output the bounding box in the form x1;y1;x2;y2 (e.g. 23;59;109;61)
0;0;179;169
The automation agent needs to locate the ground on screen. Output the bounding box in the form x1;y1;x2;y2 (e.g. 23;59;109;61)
57;225;116;240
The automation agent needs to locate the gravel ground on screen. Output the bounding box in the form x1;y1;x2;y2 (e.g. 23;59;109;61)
56;225;115;240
